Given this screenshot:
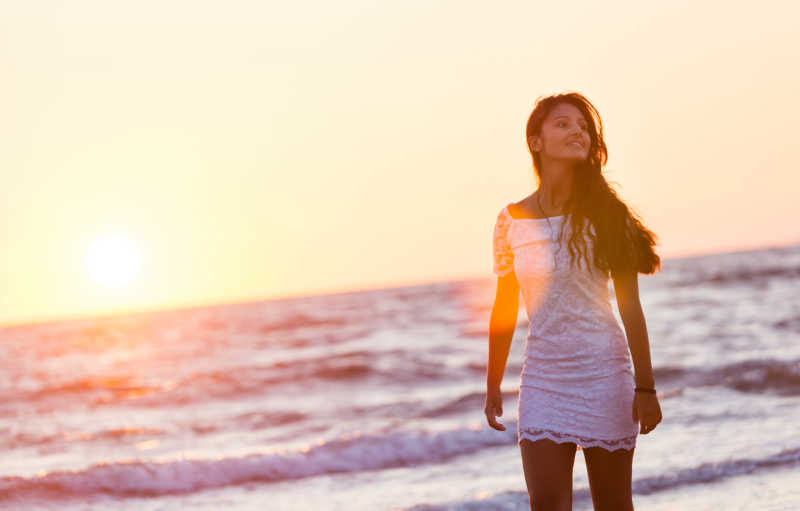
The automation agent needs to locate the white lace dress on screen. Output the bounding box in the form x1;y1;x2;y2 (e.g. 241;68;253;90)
492;204;639;451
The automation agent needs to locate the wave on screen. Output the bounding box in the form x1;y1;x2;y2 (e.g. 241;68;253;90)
1;427;165;450
401;445;800;510
704;265;800;285
650;358;800;396
416;389;520;418
16;420;787;505
6;350;499;411
0;423;516;500
405;357;800;422
668;263;800;288
2;378;799;502
9;354;796;424
682;358;800;396
0;349;397;408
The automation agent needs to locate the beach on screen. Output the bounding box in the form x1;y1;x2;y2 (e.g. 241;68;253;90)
1;243;799;510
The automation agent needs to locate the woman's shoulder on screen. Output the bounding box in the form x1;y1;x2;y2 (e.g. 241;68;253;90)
495;203;514;225
506;195;541;219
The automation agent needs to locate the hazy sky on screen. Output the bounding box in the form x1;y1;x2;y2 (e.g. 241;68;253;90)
2;1;798;326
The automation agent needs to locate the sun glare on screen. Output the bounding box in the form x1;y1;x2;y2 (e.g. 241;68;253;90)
85;234;142;288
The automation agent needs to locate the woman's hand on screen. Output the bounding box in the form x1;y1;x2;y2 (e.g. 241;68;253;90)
633;391;662;434
484;386;506;431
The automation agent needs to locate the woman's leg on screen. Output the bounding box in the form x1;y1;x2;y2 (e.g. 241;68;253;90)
519;437;577;511
582;445;635;511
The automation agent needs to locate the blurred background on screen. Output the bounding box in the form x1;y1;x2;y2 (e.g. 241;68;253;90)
2;0;798;326
1;1;798;510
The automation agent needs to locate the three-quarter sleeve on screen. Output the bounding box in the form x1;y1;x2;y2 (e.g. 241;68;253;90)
492;207;514;277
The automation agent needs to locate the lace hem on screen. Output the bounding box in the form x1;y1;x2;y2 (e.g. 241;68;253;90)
518;426;636;451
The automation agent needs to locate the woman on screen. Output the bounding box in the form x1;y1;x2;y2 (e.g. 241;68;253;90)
484;92;663;511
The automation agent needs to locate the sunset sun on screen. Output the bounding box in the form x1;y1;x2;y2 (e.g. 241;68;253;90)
85;234;142;288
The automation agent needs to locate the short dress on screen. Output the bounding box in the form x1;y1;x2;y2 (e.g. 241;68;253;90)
492;204;639;451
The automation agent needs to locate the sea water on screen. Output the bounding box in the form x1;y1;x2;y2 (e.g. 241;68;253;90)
1;243;799;510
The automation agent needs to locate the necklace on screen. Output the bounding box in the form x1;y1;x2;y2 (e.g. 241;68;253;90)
536;192;560;270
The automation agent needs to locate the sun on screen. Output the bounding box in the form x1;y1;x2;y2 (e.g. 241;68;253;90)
85;234;142;288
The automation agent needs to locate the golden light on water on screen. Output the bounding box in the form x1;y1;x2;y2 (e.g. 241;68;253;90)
84;234;142;288
135;439;160;451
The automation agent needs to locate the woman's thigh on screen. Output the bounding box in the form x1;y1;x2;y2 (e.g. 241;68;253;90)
519;437;577;511
582;445;634;511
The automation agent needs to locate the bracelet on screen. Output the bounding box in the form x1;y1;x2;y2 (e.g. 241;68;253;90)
635;387;656;393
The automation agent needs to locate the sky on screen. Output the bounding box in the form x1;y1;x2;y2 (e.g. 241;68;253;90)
1;0;799;326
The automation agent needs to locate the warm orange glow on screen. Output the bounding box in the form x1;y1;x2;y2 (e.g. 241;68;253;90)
0;3;798;325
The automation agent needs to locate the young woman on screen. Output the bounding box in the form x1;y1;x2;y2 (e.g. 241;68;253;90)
484;92;663;511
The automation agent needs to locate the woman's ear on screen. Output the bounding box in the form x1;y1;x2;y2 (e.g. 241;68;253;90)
528;135;540;152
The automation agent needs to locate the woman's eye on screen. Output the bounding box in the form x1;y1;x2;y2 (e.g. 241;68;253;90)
557;121;587;130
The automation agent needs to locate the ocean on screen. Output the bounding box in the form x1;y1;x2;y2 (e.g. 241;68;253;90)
1;243;799;510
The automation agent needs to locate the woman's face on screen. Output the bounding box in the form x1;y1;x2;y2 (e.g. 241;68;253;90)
529;102;591;163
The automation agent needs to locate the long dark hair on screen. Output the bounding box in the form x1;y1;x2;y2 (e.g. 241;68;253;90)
526;92;661;276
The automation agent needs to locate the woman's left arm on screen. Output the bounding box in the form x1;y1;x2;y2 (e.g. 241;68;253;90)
612;269;654;388
612;269;663;433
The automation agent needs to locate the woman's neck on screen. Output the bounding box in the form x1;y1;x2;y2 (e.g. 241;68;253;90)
536;160;574;210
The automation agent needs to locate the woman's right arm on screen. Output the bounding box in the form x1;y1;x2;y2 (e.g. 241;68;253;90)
487;272;520;390
486;206;518;430
485;271;519;431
